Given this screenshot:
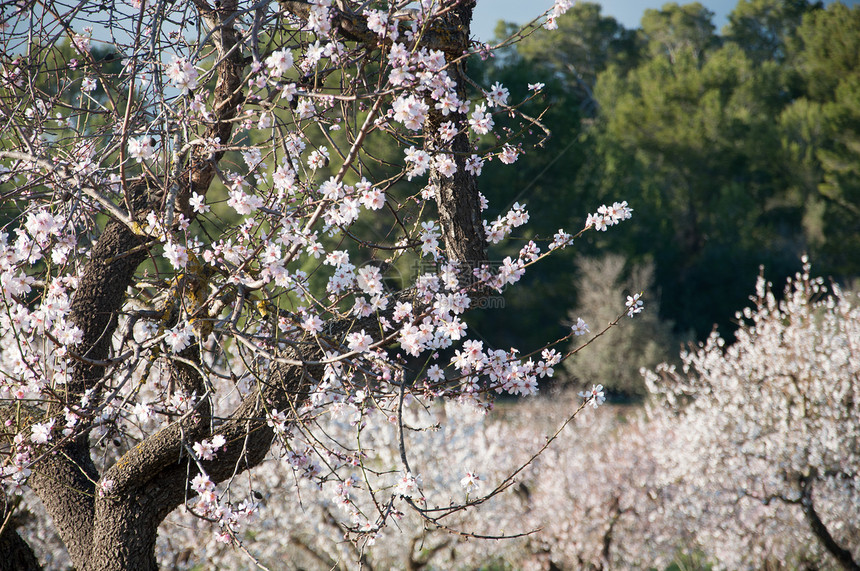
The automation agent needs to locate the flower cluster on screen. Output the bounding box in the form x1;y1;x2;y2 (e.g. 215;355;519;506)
586;201;633;231
165;56;199;91
578;384;606;408
484;202;530;244
544;0;574;30
189;473;260;545
625;292;643;317
265;48;294;77
128;136;156;162
193;435;227;461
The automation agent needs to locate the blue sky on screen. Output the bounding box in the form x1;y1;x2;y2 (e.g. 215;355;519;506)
471;0;860;42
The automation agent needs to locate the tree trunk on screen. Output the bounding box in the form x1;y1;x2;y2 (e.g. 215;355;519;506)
801;478;860;571
6;2;484;569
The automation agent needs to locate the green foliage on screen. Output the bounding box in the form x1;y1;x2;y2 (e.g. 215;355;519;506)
723;0;821;63
661;550;714;571
476;0;860;345
588;33;801;336
786;4;860;276
640;3;719;62
790;2;860;101
516;2;640;111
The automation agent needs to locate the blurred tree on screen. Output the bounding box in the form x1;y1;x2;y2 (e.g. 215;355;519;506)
640;2;720;62
724;0;822;63
474;0;860;344
814;77;860;275
790;2;860;100
784;3;860;276
587;13;802;338
563;254;682;399
516;2;640;115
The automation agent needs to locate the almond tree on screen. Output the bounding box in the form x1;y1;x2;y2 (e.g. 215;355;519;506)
0;1;633;569
644;261;860;569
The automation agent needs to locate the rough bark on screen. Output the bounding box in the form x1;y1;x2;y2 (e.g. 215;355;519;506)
10;2;486;569
424;2;486;268
20;0;246;568
25;177;160;564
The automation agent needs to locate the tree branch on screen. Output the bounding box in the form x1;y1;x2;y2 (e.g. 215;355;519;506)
7;2;491;568
278;0;470;54
12;0;248;567
104;344;210;497
800;477;860;571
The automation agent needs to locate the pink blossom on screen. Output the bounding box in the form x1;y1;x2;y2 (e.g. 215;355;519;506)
189;192;209;214
392;94;429;131
571;317;589;336
579;384;606;408
485;82;509;107
465;155;484;176
98;479;115;498
128;137;155;162
165;56;199;91
626;293;644;317
356;266;382;295
460;470;481;493
163;241;188;269
394;471;422;498
434;154;457;177
227;188;264;215
419;221;440;257
549;229;572;250
405;146;431;180
31;419;55;444
358;184;385;210
438;121;457;141
498;144;519;165
265;48;294;77
346;330;372;353
165;324;193;353
302;314;323;334
193;435;226;461
296;98;315;119
53;320;84;346
191;474;214;494
469;103;494;135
